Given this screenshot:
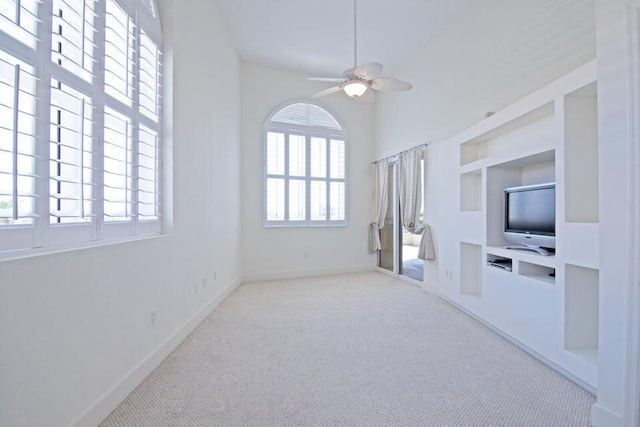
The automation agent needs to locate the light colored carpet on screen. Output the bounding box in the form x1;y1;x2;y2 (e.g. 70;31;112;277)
101;272;595;427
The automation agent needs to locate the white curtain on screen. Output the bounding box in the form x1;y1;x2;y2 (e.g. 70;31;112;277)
398;149;436;260
368;159;389;253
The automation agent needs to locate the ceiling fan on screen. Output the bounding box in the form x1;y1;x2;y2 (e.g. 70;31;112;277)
307;0;413;103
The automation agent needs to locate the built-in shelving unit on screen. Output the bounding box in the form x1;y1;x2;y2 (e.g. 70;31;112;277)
441;60;600;390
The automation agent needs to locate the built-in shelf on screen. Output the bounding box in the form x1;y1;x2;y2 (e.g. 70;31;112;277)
485;246;556;268
565;264;599;364
459;102;555;166
460;242;482;297
518;261;555;285
486;254;512;272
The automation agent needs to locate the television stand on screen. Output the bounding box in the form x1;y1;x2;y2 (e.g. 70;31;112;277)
505;245;551;256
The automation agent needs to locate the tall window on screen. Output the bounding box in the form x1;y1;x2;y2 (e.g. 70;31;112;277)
264;102;347;226
0;0;162;253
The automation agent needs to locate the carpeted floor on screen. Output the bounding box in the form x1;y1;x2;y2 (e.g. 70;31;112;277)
101;272;595;427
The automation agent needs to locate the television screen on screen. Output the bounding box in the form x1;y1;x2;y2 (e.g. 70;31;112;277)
505;185;555;235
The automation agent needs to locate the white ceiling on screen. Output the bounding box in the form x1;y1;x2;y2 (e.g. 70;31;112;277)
214;0;480;77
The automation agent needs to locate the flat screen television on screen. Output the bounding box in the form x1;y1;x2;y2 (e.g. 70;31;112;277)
504;182;555;256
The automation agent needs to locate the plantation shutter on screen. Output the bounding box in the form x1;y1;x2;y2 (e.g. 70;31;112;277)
137;124;159;220
0;0;163;254
136;27;162;226
264;103;347;227
0;0;39;48
51;0;97;81
138;28;161;122
46;0;99;248
104;0;135;106
49;80;94;223
103;107;133;222
0;54;38;224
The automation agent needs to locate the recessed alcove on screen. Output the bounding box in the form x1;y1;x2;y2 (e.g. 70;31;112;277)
460;242;482;297
460;169;482;212
565;263;599;365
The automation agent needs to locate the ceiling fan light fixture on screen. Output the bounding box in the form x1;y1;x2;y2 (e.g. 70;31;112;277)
343;81;368;97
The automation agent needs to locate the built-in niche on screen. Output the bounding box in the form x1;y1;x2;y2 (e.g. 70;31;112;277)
485;150;556;249
460;242;482;297
564;263;599;365
564;82;599;224
460;169;482;212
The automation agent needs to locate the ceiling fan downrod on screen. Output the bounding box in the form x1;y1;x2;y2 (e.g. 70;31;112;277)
353;0;358;69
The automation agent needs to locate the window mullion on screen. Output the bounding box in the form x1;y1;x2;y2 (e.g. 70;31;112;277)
92;0;107;240
305;133;311;225
284;132;290;223
11;65;20;220
130;20;142;235
33;0;54;247
325;135;330;224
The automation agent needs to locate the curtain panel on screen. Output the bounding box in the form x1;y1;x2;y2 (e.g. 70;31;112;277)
398;149;436;260
368;159;389;253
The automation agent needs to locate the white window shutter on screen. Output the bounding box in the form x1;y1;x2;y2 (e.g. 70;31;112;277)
103;107;133;222
0;0;163;254
264;103;347;227
104;0;135;105
49;80;95;223
0;53;38;225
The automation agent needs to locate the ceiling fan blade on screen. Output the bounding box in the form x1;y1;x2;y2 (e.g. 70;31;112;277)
370;77;413;91
354;88;375;104
352;62;383;80
343;67;356;78
312;85;343;98
307;77;346;83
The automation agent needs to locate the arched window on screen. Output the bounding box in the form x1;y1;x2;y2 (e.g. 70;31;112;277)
0;0;163;253
264;102;347;226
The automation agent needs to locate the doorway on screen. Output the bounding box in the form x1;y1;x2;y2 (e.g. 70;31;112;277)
399;158;424;281
378;160;425;283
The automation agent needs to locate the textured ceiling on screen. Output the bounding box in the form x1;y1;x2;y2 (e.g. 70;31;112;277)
214;0;480;77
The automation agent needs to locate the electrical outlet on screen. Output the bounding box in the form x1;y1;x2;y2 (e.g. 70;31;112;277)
194;283;199;294
214;272;217;281
202;277;207;288
151;309;157;325
304;253;308;259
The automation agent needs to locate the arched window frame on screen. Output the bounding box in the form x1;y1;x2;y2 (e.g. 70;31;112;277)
0;0;163;255
263;100;348;227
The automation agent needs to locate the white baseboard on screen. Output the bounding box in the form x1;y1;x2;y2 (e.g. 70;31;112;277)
243;265;375;282
441;295;597;395
422;281;439;295
72;277;243;427
374;267;440;295
590;403;624;427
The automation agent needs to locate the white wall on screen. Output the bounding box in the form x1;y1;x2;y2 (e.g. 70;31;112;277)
591;0;633;425
240;62;376;280
0;1;243;426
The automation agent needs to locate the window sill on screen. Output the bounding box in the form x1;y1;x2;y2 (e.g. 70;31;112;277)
0;233;169;263
263;222;348;228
